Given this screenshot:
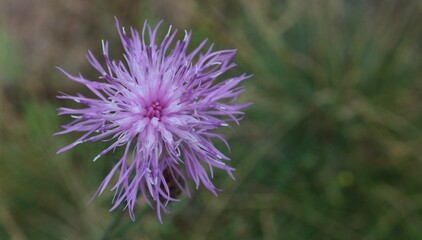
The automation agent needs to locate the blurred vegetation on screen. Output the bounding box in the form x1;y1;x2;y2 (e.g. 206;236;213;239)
1;0;421;239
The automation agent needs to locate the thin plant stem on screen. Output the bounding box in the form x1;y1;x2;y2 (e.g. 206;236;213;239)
99;205;151;240
112;205;150;238
99;209;125;240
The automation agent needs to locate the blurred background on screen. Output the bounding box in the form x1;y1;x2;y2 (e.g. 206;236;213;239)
1;0;421;239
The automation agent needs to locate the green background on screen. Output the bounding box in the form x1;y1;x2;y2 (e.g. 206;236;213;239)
0;0;421;239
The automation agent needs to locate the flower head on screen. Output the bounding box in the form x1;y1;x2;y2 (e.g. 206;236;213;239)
56;18;250;221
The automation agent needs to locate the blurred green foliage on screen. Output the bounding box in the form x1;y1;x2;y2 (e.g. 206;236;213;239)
0;0;421;239
0;28;23;83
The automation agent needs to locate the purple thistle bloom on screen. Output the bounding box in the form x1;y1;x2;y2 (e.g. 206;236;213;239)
56;18;250;222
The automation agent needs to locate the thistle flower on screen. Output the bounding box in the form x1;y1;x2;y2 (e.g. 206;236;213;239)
56;18;250;222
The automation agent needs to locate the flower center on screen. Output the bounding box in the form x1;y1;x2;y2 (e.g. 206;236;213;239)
146;100;163;119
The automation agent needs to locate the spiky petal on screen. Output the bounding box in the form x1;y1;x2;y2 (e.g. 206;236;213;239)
57;18;251;222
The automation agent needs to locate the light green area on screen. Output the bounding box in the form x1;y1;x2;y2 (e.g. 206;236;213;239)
0;28;23;82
